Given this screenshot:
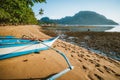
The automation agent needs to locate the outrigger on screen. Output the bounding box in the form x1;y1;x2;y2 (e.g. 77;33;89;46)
0;36;74;80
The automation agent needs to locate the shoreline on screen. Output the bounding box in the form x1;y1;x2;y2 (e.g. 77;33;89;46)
0;25;120;80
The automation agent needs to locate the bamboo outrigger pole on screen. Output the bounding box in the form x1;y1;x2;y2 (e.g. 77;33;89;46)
38;37;74;80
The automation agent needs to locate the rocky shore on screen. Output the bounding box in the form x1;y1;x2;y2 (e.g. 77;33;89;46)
42;30;120;61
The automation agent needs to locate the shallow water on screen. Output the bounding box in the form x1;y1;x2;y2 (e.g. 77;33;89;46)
42;25;117;32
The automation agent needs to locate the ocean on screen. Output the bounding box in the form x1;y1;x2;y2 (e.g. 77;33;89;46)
42;25;120;32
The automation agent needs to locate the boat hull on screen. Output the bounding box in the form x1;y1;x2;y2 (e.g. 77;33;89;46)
0;37;58;60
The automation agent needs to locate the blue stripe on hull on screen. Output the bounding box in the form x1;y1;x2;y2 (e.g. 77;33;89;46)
0;47;49;60
0;37;57;48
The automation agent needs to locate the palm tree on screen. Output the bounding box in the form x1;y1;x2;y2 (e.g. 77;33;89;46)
39;8;44;16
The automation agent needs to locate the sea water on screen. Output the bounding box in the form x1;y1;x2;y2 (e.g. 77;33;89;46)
43;25;119;32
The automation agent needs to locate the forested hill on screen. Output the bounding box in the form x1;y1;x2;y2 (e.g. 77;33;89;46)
40;11;118;25
0;0;45;25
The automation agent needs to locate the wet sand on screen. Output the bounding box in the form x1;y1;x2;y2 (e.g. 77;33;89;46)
0;25;120;80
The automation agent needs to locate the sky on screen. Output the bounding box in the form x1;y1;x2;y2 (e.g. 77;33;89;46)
32;0;120;23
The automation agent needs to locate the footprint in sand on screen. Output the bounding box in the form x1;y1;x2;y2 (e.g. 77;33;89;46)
78;59;82;62
95;63;101;67
88;59;94;64
94;73;104;80
107;58;120;67
93;58;100;62
84;58;88;61
23;59;28;62
71;50;75;53
88;59;100;67
71;54;74;57
43;58;46;60
53;45;56;48
65;48;68;51
115;73;120;77
67;48;70;51
97;68;104;73
103;66;115;74
88;74;94;80
61;45;65;48
86;54;90;57
78;54;84;58
82;65;88;71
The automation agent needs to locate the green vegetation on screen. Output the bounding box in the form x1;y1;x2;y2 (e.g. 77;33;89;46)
38;17;57;25
0;0;46;25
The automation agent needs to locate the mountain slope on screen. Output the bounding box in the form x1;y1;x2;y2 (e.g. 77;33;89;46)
40;11;118;25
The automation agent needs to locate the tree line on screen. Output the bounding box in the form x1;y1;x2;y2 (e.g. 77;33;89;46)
0;0;46;25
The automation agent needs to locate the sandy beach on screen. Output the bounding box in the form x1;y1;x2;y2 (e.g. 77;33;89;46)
0;25;120;80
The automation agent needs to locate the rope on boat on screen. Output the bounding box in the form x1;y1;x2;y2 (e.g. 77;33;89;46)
38;40;74;80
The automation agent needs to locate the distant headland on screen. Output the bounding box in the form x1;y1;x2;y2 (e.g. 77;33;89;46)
40;11;118;25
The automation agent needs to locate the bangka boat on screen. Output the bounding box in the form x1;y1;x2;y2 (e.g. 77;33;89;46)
0;36;74;80
0;36;59;60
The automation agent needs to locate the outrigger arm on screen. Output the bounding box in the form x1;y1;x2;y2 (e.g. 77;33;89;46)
38;40;74;80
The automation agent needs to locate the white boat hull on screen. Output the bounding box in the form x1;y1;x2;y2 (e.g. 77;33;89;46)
0;37;58;60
